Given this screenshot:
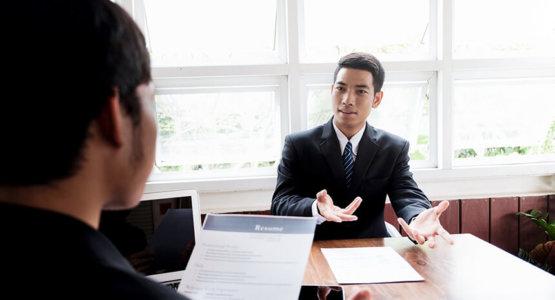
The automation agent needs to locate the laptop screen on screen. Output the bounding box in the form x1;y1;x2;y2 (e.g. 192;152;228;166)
99;190;201;283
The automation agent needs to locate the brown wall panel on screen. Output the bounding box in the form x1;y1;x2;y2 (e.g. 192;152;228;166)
432;200;460;235
490;197;519;254
519;196;548;252
461;198;490;242
549;195;555;223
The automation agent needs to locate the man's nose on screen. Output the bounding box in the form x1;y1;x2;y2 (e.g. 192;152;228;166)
341;90;355;105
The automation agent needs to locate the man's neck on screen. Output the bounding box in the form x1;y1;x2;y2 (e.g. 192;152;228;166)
0;176;105;229
333;120;365;140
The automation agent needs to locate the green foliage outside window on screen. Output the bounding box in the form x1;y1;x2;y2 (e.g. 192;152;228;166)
455;120;555;159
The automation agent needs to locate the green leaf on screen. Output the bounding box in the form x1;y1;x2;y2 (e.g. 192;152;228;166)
516;209;555;240
546;223;555;241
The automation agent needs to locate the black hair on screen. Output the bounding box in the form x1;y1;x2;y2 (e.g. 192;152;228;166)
1;0;151;185
333;52;385;92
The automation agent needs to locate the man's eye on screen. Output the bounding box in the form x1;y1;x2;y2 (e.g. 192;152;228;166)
358;90;368;94
336;86;344;91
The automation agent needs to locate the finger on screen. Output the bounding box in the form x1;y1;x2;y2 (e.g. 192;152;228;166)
434;200;449;217
345;196;362;210
323;213;343;223
410;228;426;244
335;212;358;221
414;232;426;245
398;218;415;240
320;207;343;222
438;227;454;244
344;197;362;214
316;189;327;202
427;235;436;248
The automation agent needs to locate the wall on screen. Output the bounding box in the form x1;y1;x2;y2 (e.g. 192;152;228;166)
219;194;555;255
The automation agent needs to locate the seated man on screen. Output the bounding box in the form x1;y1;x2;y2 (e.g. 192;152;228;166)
0;1;372;299
0;1;187;298
272;53;453;247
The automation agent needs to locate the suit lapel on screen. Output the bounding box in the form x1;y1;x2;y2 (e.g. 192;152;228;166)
319;119;346;185
351;124;379;191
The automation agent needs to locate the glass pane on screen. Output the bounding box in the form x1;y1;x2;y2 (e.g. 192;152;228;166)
155;89;281;177
453;0;555;59
144;0;281;66
453;78;555;165
302;0;430;62
307;81;430;161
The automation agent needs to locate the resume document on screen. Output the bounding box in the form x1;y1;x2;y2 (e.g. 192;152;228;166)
178;214;316;300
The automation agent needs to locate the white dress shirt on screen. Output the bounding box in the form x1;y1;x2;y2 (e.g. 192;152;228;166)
311;122;366;223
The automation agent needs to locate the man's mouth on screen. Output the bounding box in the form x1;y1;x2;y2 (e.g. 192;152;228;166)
339;110;357;115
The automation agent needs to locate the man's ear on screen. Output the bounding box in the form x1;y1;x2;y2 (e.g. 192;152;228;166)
97;92;124;147
372;91;384;108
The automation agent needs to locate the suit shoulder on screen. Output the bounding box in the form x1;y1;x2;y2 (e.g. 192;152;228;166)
286;125;323;144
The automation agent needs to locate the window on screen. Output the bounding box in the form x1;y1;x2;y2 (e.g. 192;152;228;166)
302;0;431;62
453;77;555;165
451;0;555;165
453;0;555;59
118;0;554;188
143;0;284;66
154;86;282;178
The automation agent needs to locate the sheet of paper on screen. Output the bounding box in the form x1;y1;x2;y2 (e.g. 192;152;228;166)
178;214;316;300
321;247;424;284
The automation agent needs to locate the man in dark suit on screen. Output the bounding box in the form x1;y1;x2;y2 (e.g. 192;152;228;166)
272;53;453;247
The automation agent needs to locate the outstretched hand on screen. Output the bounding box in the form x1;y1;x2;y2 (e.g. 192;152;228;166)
397;200;454;248
316;189;362;223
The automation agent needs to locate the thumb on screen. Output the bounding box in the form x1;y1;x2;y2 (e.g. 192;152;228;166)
316;189;328;202
434;200;449;217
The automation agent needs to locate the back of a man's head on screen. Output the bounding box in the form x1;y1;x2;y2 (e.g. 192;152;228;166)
1;0;151;186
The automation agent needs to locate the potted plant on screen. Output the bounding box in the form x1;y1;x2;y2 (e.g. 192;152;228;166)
516;209;555;274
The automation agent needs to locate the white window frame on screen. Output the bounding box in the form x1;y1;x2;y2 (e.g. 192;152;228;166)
114;0;554;213
151;75;288;181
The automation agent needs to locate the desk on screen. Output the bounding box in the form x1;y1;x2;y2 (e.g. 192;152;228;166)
303;234;555;299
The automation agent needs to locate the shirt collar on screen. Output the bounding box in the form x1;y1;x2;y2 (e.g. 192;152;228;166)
332;121;366;157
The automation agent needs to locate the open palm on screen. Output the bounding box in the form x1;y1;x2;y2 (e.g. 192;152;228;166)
316;189;362;223
398;200;454;248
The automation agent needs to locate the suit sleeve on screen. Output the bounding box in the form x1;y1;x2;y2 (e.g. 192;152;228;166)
388;141;432;223
271;135;315;217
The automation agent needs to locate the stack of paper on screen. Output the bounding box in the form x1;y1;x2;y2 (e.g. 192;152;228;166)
321;247;424;284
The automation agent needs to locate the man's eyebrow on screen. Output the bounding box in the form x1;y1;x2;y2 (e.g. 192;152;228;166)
355;84;370;89
335;81;346;85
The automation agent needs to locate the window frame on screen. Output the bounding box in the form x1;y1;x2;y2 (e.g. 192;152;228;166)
113;0;555;212
151;75;288;181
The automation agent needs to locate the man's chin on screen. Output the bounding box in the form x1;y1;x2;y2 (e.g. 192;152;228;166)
334;116;360;127
103;195;142;211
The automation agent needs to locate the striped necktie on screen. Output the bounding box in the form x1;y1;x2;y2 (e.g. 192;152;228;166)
343;141;354;188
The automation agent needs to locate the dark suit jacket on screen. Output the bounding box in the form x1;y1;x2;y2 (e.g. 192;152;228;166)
271;119;431;240
0;203;189;300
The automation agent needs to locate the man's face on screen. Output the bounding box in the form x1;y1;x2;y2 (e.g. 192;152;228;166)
131;82;157;193
107;82;157;210
332;68;383;136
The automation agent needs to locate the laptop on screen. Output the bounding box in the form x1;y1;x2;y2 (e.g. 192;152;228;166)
99;190;202;288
